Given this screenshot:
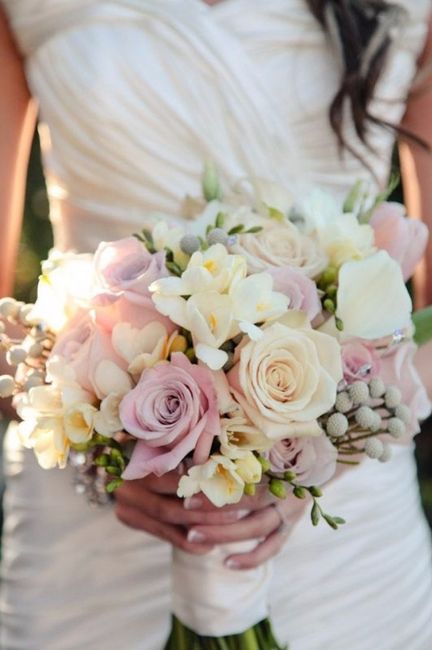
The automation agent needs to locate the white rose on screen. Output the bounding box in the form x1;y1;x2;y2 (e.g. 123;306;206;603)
336;250;412;340
230;221;327;278
228;316;343;439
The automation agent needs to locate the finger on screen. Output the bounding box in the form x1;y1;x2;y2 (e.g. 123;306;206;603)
224;530;287;570
115;502;214;555
184;486;274;513
117;487;250;527
187;505;281;545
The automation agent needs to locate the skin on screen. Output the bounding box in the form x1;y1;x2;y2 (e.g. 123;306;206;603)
0;5;431;569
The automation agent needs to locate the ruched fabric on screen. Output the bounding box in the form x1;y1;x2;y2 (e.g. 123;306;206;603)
1;1;432;648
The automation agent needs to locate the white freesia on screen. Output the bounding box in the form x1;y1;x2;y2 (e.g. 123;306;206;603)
336;250;412;339
318;213;375;267
231;222;327;278
297;188;340;234
29;250;95;332
220;408;273;459
152;274;289;370
63;402;98;444
150;244;247;296
15;380;95;469
234;452;262;485
177;455;245;507
94;393;123;437
151;220;188;268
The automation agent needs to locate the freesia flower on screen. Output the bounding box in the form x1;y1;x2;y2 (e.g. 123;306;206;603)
29;250;95;332
336;250;412;340
94;393;123;438
150;244;247;296
111;321;176;374
15;381;96;469
269;434;338;486
120;353;220;478
177;455;245;507
370;202;429;281
228;314;342;439
318;213;375;268
152;220;189;268
220;407;273;459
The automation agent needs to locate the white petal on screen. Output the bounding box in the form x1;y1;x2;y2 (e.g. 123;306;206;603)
93;361;133;397
337;251;412;339
195;344;228;370
112;322;167;363
238;321;263;341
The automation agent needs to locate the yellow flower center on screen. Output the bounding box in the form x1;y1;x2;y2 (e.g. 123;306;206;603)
203;259;218;274
209;312;218;331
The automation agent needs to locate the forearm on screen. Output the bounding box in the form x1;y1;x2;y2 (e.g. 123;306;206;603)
0;6;36;297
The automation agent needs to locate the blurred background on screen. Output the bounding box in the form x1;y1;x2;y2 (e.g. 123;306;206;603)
0;132;431;538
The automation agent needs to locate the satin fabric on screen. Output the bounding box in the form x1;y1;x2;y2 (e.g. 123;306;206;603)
1;1;432;648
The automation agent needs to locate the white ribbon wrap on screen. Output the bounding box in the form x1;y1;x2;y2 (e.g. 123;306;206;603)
172;542;273;636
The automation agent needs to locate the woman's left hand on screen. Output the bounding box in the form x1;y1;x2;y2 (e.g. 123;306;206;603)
184;487;308;570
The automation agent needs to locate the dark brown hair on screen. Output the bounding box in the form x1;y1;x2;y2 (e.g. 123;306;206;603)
306;0;422;155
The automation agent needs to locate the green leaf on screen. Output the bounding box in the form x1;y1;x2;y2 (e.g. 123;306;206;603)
413;306;432;346
106;465;122;477
311;502;321;526
265;204;285;222
228;224;245;236
322;514;339;530
245;226;264;234
343;180;365;214
332;516;346;525
359;172;400;223
215;212;226;229
166;261;183;277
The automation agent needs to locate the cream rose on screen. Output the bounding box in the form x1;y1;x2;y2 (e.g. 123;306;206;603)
228;317;343;439
230;221;327;278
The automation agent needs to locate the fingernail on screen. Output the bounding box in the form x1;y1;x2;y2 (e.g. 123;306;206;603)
234;509;250;520
187;530;206;543
225;559;241;570
184;497;202;510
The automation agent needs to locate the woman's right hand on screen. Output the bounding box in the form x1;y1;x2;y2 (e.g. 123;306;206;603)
114;471;251;555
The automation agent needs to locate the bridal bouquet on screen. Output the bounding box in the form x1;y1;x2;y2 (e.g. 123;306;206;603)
1;170;431;649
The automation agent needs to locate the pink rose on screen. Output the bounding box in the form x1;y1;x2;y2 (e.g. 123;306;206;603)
370;202;428;281
380;341;431;436
269;266;322;321
269;434;337;486
121;353;220;478
93;294;174;334
94;237;168;304
341;339;381;383
53;312;131;399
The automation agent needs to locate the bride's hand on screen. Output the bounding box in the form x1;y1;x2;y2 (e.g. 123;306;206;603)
114;471;255;555
184;488;308;570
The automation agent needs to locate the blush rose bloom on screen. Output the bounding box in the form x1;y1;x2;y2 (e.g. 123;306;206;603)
380;341;431;437
341;339;381;383
269;434;338;486
230;221;327;278
370;202;429;281
228;317;343;439
53;312;132;400
120;353;220;479
269;266;322;321
94;237;168;303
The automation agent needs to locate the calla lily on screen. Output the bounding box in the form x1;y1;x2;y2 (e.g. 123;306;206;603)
336;250;412;340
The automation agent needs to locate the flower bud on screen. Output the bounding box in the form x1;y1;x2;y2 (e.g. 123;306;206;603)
0;374;16;398
207;228;228;247
326;412;349;437
169;335;188;354
27;342;44;358
202;161;222;202
385;386;402;409
364;437;384;460
6;346;27;366
394;404;411;426
355;406;376;430
387;417;406;439
335;391;353;413
293;486;307;499
244;483;256;497
180;235;200;256
257;456;271;473
0;298;20;320
283;470;297;482
18;304;37;326
348;381;369;405
309;486;323;498
368;377;385;399
269;479;287;499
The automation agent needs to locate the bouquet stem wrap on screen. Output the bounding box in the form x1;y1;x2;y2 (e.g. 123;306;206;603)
168;543;285;647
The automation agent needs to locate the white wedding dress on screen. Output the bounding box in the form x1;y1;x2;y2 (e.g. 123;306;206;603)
1;1;432;649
